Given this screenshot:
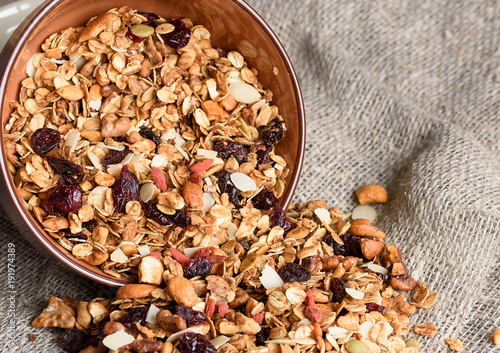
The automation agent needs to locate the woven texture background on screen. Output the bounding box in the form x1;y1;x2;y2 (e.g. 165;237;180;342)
1;0;500;352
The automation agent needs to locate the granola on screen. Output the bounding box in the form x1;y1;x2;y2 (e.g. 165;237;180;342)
5;7;290;280
32;191;439;353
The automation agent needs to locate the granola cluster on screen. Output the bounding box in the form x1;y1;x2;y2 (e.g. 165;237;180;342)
32;185;440;353
4;7;290;280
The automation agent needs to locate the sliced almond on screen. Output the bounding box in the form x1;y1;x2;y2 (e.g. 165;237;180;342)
230;172;257;192
130;24;154;38
229;82;261;104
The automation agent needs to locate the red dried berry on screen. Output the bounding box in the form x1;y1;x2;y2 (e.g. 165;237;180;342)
258;118;285;145
161;20;191;49
174;304;207;326
126;29;145;43
214;140;248;164
205;299;216;319
170;247;192;267
189;172;202;184
46;156;83;175
330;278;347;303
31;128;61;155
251;188;279;210
101;147;130;167
112;165;140;213
151;167;167;192
253;311;265;325
365;302;384;313
59;329;89;353
137;11;160;26
142;202;172;226
44;184;82;216
190;159;213;173
139;127;160;146
184;257;212;279
305;306;322;323
179;332;216;353
305;289;315;307
120;307;147;328
255;144;273;165
279;263;311;283
270;206;293;235
217;302;228;318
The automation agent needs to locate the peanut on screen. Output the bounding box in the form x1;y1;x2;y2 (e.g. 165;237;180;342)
355;184;388;205
42;217;69;232
56;85;84;101
116;284;158;299
167;276;198;307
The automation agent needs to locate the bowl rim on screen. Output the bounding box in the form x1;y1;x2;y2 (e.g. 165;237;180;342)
0;0;306;287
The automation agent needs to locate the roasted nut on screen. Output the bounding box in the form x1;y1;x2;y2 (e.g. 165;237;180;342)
76;301;91;329
100;113;131;138
167;276;198;307
360;238;385;259
116;284;158;299
42;217;69;232
31;296;76;329
322;255;340;271
124;339;164;353
183;182;204;209
103;321;125;335
349;219;386;240
81;250;109;266
355;184;388;204
494;328;500;345
342;256;359;271
157;311;187;332
88;301;109;324
79;13;119;42
413;322;438;337
390;276;418;292
229;288;250;308
138;255;164;285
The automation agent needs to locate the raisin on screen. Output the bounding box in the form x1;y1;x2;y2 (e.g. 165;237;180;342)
173;208;190;229
184;257;213;279
95;317;110;338
363;268;390;283
46;156;83;175
341;233;364;259
64;231;88;241
258;118;285;145
214;140;248;164
82;219;99;232
58;174;78;186
120;307;147;328
324;235;348;256
174;305;207;326
330;278;347;303
31;128;61;155
137;11;160;26
255;328;270;346
279;263;311;283
139;127;160;146
101;147;130;167
215;171;242;208
185;112;194;128
161;20;191;49
255;144;272;165
251;188;279;210
59;329;89;353
269;206;293;235
178;332;216;353
365;302;384;314
112;165;140;213
44;184;82;216
142;202;172;226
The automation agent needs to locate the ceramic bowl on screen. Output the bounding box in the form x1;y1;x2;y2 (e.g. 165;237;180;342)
0;0;305;286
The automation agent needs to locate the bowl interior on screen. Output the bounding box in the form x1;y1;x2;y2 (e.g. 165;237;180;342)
0;0;305;286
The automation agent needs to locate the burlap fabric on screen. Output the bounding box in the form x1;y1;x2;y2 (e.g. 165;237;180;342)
1;0;499;352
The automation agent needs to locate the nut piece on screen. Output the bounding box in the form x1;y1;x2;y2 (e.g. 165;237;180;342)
390;276;418;292
79;13;119;42
355;184;388;205
31;296;76;329
183;182;204;209
349;219;387;240
444;338;463;351
167;276;198;307
494;328;500;345
360;238;385;259
413;322;438;337
138;256;164;285
116;284;158;299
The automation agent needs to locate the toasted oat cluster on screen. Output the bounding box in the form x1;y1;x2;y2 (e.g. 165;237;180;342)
32;196;438;353
4;7;290;279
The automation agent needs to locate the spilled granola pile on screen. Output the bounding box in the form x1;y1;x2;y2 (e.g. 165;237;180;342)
4;7;289;280
32;184;439;353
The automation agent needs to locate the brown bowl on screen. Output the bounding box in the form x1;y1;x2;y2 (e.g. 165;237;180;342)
0;0;305;287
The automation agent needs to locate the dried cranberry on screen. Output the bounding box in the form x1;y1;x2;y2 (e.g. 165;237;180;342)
178;332;216;353
161;20;191;50
95;317;110;338
252;188;279;210
64;232;88;241
363;268;390;283
137;11;160;26
258;118;285;145
44;184;82;216
58;174;78;186
279;263;311;283
330;278;347;303
173;207;190;229
112;165;140;213
101;147;130;167
270;206;293;235
324;235;348;256
174;305;207;326
139;127;160;146
142;202;172;226
214;140;248;164
59;329;89;353
185;112;194;128
365;302;384;314
255;144;272;165
31;128;61;155
126;29;145;43
46;156;83;175
120;307;147;328
82;219;99;232
184;257;213;279
341;233;364;259
215;171;242;208
238;281;248;290
256;328;270;346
